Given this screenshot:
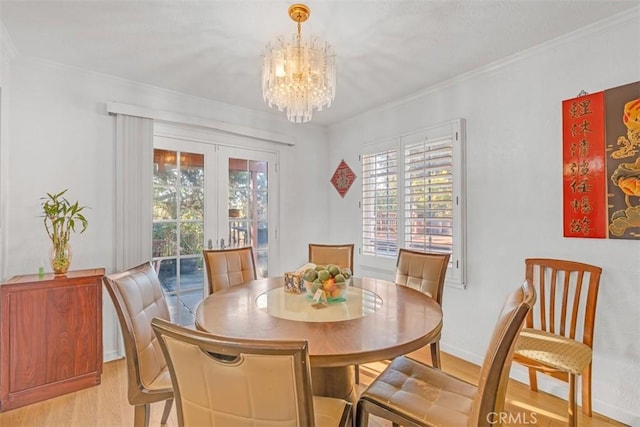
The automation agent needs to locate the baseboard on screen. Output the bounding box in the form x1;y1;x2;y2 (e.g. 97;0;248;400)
440;341;484;366
103;350;124;363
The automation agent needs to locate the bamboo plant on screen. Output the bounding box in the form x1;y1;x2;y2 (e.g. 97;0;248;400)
41;189;88;274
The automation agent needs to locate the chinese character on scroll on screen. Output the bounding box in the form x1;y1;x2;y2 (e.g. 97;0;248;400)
562;81;640;239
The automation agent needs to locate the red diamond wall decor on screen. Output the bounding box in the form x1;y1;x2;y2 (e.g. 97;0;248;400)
330;159;356;198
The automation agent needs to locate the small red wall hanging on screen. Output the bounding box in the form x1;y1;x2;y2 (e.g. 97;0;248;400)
330;159;356;198
562;81;640;239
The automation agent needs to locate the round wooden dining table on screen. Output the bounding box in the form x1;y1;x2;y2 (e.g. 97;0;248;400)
195;276;443;406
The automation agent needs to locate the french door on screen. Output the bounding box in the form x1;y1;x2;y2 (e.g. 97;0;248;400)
217;146;276;278
152;136;278;325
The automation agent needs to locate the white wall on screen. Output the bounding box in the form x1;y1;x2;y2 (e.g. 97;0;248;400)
1;55;330;360
327;10;640;424
0;19;15;284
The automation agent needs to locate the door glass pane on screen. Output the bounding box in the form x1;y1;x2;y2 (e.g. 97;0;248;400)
153;188;177;220
180;152;205;187
153;149;205;326
228;158;268;277
152;223;177;257
154;149;178;185
180;187;203;220
180;222;203;255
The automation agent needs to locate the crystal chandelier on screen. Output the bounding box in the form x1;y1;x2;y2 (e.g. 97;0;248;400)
262;4;336;123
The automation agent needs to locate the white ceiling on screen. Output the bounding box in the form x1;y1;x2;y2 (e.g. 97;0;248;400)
1;1;637;125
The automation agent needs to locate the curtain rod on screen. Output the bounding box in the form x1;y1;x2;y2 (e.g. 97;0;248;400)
106;101;296;146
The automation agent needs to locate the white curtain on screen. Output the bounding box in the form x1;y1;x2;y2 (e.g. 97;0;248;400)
114;114;153;271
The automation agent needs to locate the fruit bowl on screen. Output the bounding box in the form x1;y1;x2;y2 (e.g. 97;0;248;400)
304;277;350;302
302;264;352;303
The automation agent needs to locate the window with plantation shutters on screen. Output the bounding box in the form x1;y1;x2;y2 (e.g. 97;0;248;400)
361;119;466;287
404;134;453;255
362;148;398;257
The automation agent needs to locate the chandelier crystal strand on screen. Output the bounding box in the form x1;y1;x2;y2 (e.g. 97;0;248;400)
262;4;336;123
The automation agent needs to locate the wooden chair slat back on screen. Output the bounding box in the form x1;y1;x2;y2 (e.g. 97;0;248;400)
525;258;602;347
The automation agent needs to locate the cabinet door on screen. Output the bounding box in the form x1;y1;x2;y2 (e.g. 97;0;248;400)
1;271;103;411
8;283;99;391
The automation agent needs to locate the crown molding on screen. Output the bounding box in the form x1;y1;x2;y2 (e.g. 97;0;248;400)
333;5;640;128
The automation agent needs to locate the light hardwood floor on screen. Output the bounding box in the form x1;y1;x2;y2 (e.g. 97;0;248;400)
0;348;627;426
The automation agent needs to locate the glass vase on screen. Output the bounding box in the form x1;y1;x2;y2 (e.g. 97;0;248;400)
50;243;72;275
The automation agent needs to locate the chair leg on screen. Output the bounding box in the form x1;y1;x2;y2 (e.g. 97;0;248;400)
527;367;538;392
161;399;174;425
582;364;592;416
134;404;151;427
430;342;441;369
568;374;577;427
355;364;360;384
355;401;369;427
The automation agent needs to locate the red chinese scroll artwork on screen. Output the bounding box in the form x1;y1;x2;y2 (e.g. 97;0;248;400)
330;159;356;198
562;92;607;238
562;81;640;239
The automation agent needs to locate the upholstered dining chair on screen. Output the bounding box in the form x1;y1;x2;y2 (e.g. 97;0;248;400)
103;262;174;427
202;246;257;295
309;243;356;381
151;317;353;427
308;243;354;272
356;280;536;427
394;248;450;369
513;258;602;427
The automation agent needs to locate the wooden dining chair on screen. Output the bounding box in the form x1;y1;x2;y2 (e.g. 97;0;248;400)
394;248;450;369
103;262;174;427
513;258;602;427
202;246;257;294
356;280;536;427
308;243;354;272
151;317;353;427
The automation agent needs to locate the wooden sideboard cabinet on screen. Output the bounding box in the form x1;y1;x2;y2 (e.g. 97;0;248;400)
0;268;105;411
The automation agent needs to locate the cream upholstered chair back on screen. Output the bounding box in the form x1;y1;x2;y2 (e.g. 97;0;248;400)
203;246;257;294
103;262;173;427
308;243;354;271
469;280;537;426
151;317;352;427
394;248;450;303
394;249;450;368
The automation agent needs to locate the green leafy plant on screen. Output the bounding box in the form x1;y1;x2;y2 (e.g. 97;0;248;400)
41;190;88;272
